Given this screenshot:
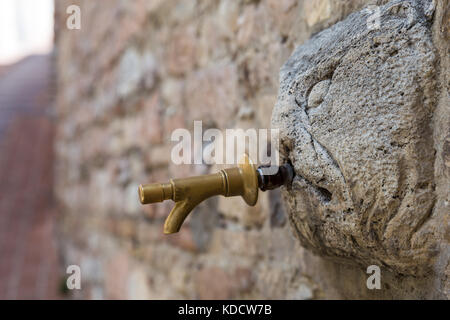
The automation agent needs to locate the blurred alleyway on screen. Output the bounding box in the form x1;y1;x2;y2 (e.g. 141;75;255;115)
0;54;61;299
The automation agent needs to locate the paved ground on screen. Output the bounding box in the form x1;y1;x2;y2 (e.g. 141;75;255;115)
0;55;61;299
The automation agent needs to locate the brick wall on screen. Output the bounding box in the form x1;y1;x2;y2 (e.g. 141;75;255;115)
54;0;448;299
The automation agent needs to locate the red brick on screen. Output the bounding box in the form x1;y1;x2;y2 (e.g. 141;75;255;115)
0;55;61;299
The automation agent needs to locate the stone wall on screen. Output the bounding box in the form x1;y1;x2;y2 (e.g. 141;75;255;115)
54;0;449;299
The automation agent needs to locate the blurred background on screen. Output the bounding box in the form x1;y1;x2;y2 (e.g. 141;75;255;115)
2;0;445;300
0;0;57;299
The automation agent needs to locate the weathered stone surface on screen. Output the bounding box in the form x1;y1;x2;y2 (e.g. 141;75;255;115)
272;0;447;279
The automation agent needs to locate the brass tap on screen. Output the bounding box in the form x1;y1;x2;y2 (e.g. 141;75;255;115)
138;155;293;234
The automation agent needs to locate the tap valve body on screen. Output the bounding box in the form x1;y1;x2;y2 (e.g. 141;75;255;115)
138;155;293;234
